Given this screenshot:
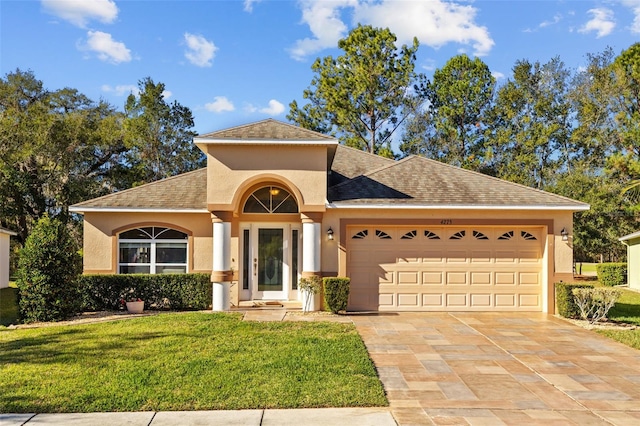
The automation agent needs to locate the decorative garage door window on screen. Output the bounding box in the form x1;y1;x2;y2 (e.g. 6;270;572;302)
243;186;298;213
118;227;188;274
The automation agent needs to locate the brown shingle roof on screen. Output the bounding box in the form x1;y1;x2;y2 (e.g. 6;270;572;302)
71;168;207;210
329;145;395;186
328;155;588;208
197;119;335;141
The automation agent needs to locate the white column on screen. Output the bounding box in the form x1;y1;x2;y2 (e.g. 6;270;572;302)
300;214;322;311
212;214;231;311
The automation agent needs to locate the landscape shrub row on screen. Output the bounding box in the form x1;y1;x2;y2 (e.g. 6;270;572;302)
596;263;627;287
323;277;350;313
556;282;594;318
78;273;212;311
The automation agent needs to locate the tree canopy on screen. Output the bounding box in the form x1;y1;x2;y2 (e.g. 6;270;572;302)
288;25;425;158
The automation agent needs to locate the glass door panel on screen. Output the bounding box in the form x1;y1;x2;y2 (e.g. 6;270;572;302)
257;228;285;297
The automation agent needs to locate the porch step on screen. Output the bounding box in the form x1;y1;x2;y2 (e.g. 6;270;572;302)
235;300;302;310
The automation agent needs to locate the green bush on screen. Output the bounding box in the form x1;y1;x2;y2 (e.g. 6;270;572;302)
17;216;82;322
596;263;627;287
78;273;212;311
556;282;594;318
323;277;350;313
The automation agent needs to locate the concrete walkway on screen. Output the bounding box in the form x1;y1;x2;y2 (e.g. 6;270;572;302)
352;312;640;425
0;408;395;426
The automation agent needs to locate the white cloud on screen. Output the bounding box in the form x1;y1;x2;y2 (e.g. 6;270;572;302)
83;31;131;63
539;13;562;28
162;90;172;100
244;104;258;113
101;84;138;96
41;0;118;28
205;96;235;113
289;0;494;60
491;71;505;80
184;33;217;67
244;0;262;13
260;99;285;115
288;0;354;61
622;0;640;33
579;8;616;38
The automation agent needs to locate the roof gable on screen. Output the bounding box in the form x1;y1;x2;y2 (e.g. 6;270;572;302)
196;119;335;141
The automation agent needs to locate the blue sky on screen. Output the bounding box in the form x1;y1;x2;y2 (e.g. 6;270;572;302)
1;0;639;135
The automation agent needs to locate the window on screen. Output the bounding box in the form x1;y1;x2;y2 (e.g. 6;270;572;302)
473;230;489;240
450;230;466;240
375;230;392;239
401;230;417;240
118;227;188;274
243;186;298;213
352;230;368;239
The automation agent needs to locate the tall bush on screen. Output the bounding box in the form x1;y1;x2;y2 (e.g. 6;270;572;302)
596;263;627;287
17;216;82;322
556;282;594;318
323;277;350;313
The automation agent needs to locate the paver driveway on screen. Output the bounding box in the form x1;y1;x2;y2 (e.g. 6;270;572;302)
351;313;640;426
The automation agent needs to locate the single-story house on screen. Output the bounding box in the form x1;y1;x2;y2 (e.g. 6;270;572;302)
70;119;589;313
0;227;17;289
619;231;640;290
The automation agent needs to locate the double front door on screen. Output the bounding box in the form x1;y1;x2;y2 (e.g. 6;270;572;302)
240;224;300;301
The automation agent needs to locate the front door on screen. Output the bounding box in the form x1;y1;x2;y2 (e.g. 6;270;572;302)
252;226;287;300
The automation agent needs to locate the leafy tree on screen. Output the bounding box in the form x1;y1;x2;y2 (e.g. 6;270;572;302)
288;25;425;157
124;77;205;186
486;57;572;189
409;54;495;170
17;215;82;322
0;69;127;243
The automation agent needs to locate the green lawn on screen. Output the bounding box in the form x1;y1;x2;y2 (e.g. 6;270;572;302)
0;312;387;413
0;284;18;327
574;262;597;274
596;287;640;350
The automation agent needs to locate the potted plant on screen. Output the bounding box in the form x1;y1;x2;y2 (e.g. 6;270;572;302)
298;276;321;312
124;298;144;314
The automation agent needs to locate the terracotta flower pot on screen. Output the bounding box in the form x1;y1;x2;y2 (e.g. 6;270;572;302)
126;301;144;314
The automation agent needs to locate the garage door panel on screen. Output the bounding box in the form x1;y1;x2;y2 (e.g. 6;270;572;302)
470;272;492;285
398;271;419;285
423;272;444;285
347;226;544;312
446;293;468;307
423;293;444;307
446;272;467;285
471;293;492;307
397;293;419;307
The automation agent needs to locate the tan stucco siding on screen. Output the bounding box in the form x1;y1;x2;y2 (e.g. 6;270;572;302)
82;212;213;274
205;145;328;211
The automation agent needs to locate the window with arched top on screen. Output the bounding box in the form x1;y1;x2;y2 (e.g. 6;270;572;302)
118;226;188;274
243;186;298;213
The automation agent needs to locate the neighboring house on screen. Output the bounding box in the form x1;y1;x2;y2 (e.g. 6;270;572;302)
0;227;17;289
619;231;640;290
70;119;589;313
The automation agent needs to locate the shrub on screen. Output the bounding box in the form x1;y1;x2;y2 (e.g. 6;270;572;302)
556;282;594;318
17;216;82;322
323;277;350;313
572;287;622;323
596;263;627;287
78;273;212;311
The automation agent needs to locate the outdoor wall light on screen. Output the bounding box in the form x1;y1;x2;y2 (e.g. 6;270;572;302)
561;227;569;241
327;227;334;241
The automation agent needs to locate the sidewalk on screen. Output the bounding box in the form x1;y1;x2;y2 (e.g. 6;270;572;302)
1;407;396;426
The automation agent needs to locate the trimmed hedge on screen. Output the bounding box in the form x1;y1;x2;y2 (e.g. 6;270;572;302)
323;277;350;313
78;273;212;311
596;263;627;287
556;282;594;318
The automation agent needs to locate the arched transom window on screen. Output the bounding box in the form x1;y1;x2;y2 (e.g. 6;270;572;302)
243;186;298;213
118;226;188;274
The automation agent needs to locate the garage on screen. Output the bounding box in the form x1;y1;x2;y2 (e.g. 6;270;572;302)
347;226;545;312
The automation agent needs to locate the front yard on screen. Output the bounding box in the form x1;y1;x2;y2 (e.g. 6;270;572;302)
0;312;387;413
596;287;640;350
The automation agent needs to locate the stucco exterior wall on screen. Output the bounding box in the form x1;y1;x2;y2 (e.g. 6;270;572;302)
205;145;328;212
82;212;213;274
0;232;10;289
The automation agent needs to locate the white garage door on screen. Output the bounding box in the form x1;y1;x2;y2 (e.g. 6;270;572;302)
347;226;544;311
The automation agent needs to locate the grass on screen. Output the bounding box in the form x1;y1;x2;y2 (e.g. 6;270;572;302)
0;283;18;327
595;287;640;350
0;312;387;413
574;262;597;274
